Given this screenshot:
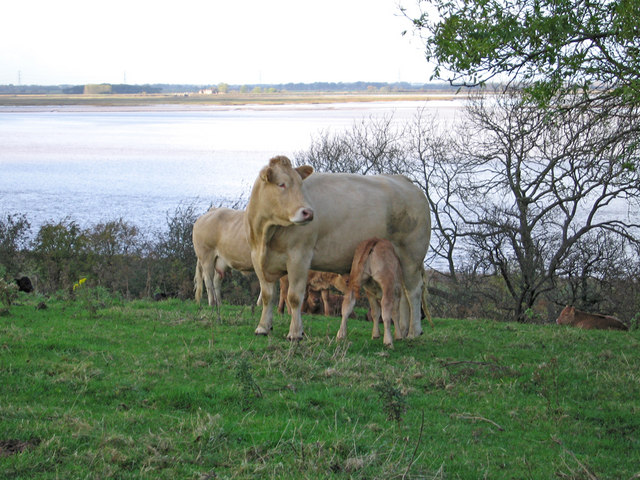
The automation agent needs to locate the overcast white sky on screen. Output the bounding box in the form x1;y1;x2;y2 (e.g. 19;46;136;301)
1;0;433;86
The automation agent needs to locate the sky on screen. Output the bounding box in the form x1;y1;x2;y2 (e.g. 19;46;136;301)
1;0;434;86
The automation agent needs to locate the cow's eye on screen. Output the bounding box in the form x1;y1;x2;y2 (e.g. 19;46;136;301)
278;183;286;189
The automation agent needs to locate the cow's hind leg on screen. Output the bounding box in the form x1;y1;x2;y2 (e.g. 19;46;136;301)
337;290;357;340
400;261;422;338
392;284;404;341
378;277;397;348
194;259;204;303
277;276;289;314
201;258;219;307
421;269;434;328
364;290;382;339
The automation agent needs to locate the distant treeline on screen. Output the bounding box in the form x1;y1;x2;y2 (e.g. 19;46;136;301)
0;84;163;95
240;81;454;92
0;81;455;95
68;84;164;94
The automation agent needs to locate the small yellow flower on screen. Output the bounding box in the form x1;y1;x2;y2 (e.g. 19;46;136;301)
73;277;87;291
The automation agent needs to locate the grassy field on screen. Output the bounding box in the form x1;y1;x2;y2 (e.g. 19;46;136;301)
0;91;460;108
1;290;639;479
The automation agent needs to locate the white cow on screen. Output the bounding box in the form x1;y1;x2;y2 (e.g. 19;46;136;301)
245;156;431;340
193;207;253;306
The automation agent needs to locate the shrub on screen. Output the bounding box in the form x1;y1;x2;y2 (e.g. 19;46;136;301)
375;379;407;424
32;218;87;293
149;202;199;298
0;213;31;276
85;219;143;298
0;266;19;309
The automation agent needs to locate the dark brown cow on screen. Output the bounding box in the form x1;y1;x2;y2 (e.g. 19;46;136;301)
304;289;352;317
15;276;34;293
556;306;628;331
245;156;430;341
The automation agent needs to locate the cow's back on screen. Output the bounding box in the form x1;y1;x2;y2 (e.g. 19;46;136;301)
193;208;253;272
573;310;628;331
289;173;430;273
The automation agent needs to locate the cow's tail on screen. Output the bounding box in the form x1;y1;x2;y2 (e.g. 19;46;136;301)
349;238;380;298
194;259;204;303
421;269;434;328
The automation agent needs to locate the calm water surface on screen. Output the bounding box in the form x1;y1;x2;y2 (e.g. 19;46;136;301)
0;101;462;235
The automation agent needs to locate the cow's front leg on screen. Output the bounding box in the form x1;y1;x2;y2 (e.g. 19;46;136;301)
255;279;276;335
286;270;308;341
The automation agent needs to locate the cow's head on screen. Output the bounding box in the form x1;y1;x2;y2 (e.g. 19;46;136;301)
556;305;574;325
304;288;323;314
258;155;314;225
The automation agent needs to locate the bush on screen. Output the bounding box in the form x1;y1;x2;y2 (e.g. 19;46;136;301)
32;218;87;293
85;219;143;298
148;201;199;299
0;213;31;276
16;202;203;299
0;266;19;309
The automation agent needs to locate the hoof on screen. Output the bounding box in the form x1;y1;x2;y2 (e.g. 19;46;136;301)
287;334;303;342
407;328;423;339
255;326;270;336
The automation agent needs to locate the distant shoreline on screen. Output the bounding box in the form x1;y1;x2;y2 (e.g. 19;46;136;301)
0;91;463;109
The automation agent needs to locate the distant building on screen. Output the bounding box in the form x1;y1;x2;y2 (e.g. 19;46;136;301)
198;87;218;95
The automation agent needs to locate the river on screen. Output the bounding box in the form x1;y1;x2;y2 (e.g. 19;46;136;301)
0;101;463;236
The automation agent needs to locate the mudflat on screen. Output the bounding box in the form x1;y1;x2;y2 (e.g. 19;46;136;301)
0;91;460;108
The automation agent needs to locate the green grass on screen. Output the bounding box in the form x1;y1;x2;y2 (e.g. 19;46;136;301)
1;290;639;479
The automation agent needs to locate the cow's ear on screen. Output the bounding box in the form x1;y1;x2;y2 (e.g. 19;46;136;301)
296;165;314;180
260;166;275;184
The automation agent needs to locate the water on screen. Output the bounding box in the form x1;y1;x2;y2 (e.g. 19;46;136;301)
0;101;463;235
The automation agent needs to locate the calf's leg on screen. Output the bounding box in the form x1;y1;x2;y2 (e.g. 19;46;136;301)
365;290;382;339
337;290;357;340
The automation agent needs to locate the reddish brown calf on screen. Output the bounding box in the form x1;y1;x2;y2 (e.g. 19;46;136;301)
556;306;628;331
338;238;406;347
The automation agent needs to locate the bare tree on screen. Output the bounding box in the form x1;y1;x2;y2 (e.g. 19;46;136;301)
450;89;640;320
295;89;640;321
404;108;469;279
296;113;409;175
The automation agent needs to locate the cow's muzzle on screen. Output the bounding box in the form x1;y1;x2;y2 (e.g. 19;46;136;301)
291;207;314;224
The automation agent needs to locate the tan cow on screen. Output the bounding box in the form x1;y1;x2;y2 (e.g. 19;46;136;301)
556;306;628;331
193;207;253;306
338;238;407;347
278;271;348;315
245;155;430;341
